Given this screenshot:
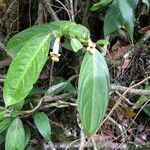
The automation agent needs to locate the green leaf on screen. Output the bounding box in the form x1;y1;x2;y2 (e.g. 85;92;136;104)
0;108;5;120
91;0;113;11
0;131;6;145
71;38;83;52
3;34;51;107
117;0;135;41
45;82;68;96
24;125;31;147
0;117;13;134
68;24;90;43
104;0;124;37
5;118;25;150
78;49;109;135
96;39;110;46
104;0;139;41
34;112;51;141
7;24;55;58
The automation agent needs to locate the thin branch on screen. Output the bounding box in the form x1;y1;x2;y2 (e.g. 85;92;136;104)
69;0;75;21
0;58;11;69
41;0;59;21
111;84;150;96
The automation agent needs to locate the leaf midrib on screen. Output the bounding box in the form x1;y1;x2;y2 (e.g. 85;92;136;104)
11;34;50;104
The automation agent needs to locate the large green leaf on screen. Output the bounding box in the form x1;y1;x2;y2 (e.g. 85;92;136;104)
90;0;113;11
34;112;51;141
7;24;55;58
78;49;109;135
5;118;25;150
3;34;51;107
117;0;136;41
7;21;90;58
0;117;13;133
104;0;124;37
104;0;139;41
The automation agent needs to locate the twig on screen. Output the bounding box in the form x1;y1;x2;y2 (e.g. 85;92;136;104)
0;58;11;69
56;0;71;20
20;97;44;116
41;0;59;21
108;116;126;140
69;0;75;21
79;0;90;27
44;92;76;103
111;84;150;96
100;76;150;128
49;60;54;87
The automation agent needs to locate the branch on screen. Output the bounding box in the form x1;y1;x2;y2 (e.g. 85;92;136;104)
111;84;150;96
0;58;11;69
41;0;59;21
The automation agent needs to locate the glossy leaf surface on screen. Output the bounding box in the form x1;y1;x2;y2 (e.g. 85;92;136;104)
34;112;51;141
3;34;51;107
78;49;109;135
5;118;25;150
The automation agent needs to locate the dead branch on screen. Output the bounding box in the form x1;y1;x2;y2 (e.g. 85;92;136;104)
111;84;150;96
41;0;59;21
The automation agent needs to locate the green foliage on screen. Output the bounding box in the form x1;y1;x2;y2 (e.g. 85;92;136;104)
0;108;5;120
91;0;140;41
78;49;109;135
3;34;51;107
0;118;13;133
34;112;51;141
91;0;113;11
24;125;31;148
96;39;110;46
2;20;110;148
71;38;83;52
7;21;90;58
5;118;25;150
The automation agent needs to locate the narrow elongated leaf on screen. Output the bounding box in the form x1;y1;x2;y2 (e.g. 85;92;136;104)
118;0;134;41
0;117;13;133
5;118;25;150
45;82;68;96
3;34;51;107
91;0;113;11
78;49;109;135
34;112;51;141
71;38;83;52
104;0;124;37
